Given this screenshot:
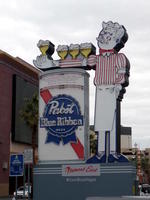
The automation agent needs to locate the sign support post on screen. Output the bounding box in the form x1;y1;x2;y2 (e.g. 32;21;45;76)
23;165;26;199
24;149;33;200
10;154;24;199
28;164;30;200
15;176;18;200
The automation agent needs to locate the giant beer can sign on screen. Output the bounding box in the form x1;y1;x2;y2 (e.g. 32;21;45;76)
39;68;89;162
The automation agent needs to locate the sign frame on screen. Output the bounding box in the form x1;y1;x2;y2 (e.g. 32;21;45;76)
10;154;24;177
24;149;33;164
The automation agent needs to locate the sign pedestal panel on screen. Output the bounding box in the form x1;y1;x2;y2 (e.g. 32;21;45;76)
33;163;136;200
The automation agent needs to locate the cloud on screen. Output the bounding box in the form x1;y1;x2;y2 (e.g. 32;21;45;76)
0;0;150;149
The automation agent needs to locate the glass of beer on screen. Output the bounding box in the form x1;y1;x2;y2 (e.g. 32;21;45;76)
69;44;80;59
57;45;69;60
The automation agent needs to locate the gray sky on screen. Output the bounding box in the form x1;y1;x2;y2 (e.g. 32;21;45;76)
1;0;150;149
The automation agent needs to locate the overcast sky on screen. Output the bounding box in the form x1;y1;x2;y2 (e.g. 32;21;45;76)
0;0;150;149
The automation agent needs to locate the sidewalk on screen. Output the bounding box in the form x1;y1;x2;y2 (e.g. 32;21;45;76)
0;196;32;200
0;198;31;200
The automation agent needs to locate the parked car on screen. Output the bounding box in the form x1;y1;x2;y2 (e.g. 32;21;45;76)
13;185;31;198
139;184;150;196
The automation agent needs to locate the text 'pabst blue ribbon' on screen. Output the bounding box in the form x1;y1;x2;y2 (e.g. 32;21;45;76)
40;94;84;145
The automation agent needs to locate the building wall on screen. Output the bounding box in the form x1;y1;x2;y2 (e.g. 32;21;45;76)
121;135;132;150
0;65;12;196
121;126;132;152
0;51;39;196
10;141;38;160
144;148;150;163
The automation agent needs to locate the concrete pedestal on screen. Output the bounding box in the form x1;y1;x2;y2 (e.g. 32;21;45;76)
33;162;136;200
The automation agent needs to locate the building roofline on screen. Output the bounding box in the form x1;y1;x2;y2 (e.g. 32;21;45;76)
0;50;40;79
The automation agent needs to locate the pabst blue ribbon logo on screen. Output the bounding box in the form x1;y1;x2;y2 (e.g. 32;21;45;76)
40;94;84;145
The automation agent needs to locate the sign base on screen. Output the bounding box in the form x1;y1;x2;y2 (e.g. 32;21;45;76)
33;162;136;200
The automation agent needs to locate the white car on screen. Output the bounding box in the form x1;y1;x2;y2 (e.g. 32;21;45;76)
13;185;31;198
139;184;150;196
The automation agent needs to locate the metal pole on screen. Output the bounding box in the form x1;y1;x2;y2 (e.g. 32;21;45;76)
28;164;30;200
23;165;26;199
15;176;18;200
105;131;110;163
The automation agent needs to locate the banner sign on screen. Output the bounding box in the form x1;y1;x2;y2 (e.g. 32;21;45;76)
40;94;83;145
10;154;24;176
24;149;33;164
62;164;100;176
34;21;130;164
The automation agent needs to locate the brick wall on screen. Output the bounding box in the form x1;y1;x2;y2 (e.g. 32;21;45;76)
0;56;39;196
0;65;12;196
0;184;9;196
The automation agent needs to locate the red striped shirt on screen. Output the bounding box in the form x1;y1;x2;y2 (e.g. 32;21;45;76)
59;53;127;86
88;53;127;86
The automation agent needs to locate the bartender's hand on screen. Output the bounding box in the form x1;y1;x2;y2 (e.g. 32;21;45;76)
33;55;55;69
